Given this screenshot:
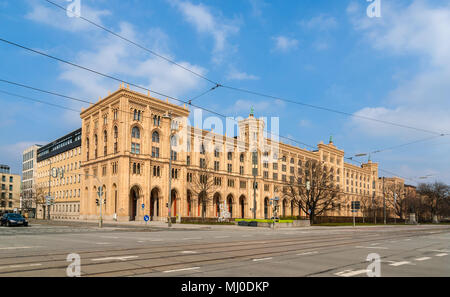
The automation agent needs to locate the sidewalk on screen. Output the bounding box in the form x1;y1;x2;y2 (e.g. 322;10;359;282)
29;218;247;231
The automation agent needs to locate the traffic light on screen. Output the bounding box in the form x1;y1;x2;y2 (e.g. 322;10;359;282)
96;198;99;206
103;199;106;205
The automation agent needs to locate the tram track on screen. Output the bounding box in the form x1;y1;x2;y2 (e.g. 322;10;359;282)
0;227;447;276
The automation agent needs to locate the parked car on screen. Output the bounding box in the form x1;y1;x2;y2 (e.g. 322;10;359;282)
0;213;29;227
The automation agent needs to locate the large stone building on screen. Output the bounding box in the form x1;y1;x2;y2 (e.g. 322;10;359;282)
0;165;21;213
35;129;82;220
78;85;385;222
21;144;42;216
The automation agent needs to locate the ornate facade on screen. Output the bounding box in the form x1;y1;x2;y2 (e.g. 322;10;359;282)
78;86;390;222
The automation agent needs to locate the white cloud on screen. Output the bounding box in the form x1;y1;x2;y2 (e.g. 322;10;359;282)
226;68;259;81
57;21;207;123
248;0;268;18
225;99;285;116
300;14;338;31
170;0;240;64
0;141;44;175
25;1;111;32
272;36;299;53
348;0;450;137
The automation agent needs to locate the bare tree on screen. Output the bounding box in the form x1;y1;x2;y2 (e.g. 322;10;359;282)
385;182;406;220
417;182;450;222
188;155;220;220
359;194;374;223
282;160;340;224
32;185;47;219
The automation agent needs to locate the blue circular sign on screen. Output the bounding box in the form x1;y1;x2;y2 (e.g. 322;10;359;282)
142;204;145;209
144;215;150;222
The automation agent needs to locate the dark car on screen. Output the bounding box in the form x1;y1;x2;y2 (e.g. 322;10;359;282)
0;213;29;227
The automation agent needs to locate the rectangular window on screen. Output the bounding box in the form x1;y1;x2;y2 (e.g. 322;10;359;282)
240;166;244;175
227;164;232;173
214;161;220;171
273;173;278;180
152;147;160;158
187;155;191;166
240;180;246;189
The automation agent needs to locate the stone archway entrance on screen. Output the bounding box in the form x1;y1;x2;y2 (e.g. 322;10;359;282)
227;195;233;218
264;197;269;219
239;195;246;218
129;185;141;221
150;188;160;221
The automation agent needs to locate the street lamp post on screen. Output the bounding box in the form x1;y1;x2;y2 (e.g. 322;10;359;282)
163;112;177;228
252;151;258;220
383;176;386;225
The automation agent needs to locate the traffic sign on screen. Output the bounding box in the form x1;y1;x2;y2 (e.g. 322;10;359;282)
142;204;145;209
144;215;150;222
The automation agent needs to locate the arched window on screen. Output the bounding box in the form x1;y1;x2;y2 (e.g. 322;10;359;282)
114;126;118;138
138;110;141;121
133;109;137;120
131;126;140;139
240;154;244;162
152;131;160;143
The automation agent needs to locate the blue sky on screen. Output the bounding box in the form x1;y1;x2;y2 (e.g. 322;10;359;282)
0;0;449;184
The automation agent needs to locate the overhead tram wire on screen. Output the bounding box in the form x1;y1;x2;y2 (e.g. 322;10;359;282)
0;37;439;182
347;134;449;159
188;84;221;105
42;0;219;86
0;89;79;113
220;85;447;136
0;76;314;151
0;35;315;150
40;0;444;137
1;87;417;184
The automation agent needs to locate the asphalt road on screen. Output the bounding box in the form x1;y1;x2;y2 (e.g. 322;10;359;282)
0;222;448;277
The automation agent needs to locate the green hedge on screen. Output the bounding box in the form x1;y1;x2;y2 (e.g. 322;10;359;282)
234;219;294;223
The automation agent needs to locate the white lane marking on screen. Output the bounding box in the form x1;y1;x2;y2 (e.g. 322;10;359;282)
180;251;197;254
252;257;272;262
404;239;411;241
389;261;410;266
149;239;163;242
335;269;368;277
0;263;42;270
182;237;202;240
370;243;381;246
137;241;144;243
91;256;138;262
435;253;448;257
214;236;230;239
0;246;42;250
163;267;200;273
242;235;253;237
415;257;431;261
297;251;318;256
100;236;119;239
95;242;110;245
355;246;388;250
432;249;450;253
